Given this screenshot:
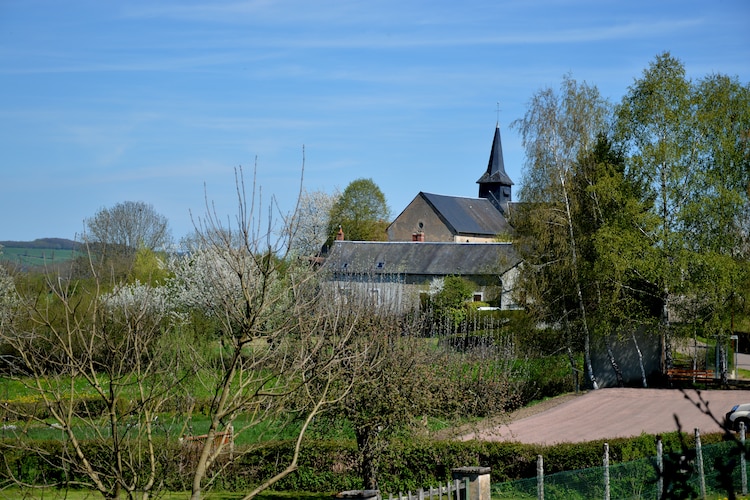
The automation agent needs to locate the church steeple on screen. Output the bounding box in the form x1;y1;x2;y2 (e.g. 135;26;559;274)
477;124;513;212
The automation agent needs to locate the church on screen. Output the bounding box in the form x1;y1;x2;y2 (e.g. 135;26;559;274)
387;124;514;243
323;124;521;312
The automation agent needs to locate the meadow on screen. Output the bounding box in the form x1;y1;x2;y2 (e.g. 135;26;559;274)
0;246;78;267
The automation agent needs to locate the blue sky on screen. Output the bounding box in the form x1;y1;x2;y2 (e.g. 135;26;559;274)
1;0;748;243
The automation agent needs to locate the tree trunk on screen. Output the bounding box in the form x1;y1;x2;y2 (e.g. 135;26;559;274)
584;331;599;390
604;335;624;387
560;169;598;390
631;331;648;388
356;427;378;490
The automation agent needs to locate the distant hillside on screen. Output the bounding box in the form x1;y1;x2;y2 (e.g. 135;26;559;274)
0;238;78;250
0;238;80;268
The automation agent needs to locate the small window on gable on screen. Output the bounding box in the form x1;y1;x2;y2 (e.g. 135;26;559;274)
375;261;385;270
341;262;348;269
473;292;484;302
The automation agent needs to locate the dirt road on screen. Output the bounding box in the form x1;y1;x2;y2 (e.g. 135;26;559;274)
460;388;750;445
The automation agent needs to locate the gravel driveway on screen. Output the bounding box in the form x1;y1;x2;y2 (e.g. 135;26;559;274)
460;388;750;445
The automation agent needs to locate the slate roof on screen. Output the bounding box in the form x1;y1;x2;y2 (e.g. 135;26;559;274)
476;125;514;187
420;192;513;237
323;241;520;277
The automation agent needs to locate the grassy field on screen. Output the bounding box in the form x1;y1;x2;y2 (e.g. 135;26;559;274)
0;246;78;267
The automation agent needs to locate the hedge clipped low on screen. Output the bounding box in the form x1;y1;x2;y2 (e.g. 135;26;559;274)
0;430;728;495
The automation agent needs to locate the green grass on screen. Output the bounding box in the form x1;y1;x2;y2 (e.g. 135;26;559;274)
0;247;78;267
1;411;349;444
0;488;334;499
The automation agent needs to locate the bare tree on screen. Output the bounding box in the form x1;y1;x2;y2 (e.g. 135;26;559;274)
180;167;363;500
85;201;172;253
0;247;186;499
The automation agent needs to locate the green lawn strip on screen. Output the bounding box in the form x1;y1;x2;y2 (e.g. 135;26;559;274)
2;410;355;444
0;489;333;499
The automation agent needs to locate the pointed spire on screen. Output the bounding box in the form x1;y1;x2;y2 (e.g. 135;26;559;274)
477;125;513;187
477;124;513;212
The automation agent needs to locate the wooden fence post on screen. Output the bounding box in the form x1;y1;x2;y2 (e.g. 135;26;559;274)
742;422;748;496
537;454;544;500
451;466;490;500
656;436;663;500
695;428;706;500
603;443;610;500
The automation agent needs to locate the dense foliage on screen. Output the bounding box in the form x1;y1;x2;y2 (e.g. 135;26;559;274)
512;53;750;387
326;178;390;243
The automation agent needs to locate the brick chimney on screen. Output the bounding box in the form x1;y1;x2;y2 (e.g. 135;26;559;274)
336;226;345;241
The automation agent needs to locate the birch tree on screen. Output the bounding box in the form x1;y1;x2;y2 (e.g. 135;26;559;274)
679;73;750;380
575;133;660;386
615;52;695;371
511;74;610;389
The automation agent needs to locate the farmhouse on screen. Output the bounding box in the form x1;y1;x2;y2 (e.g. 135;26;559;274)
323;124;521;313
323;240;521;314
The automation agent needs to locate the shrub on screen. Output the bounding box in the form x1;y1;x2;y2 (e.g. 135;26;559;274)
1;430;728;494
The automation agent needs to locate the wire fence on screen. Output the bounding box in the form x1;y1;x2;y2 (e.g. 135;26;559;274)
492;437;747;499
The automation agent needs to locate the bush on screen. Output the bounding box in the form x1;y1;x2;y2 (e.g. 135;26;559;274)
1;430;727;495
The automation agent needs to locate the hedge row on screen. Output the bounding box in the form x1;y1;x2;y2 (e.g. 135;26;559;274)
0;431;729;494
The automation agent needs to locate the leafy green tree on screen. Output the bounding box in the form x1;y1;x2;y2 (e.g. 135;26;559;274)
327;178;390;243
574;134;660;386
430;275;475;328
615;52;695;369
511;74;611;389
615;53;750;379
679;73;750;379
131;246;169;285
